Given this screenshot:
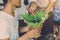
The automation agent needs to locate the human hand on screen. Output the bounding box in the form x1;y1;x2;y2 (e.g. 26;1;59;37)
26;29;41;38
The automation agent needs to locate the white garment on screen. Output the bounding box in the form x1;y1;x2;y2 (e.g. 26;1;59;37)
37;0;56;7
29;0;56;7
0;11;19;40
29;0;56;11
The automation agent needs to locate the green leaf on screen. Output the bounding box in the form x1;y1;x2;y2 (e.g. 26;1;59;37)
21;11;49;28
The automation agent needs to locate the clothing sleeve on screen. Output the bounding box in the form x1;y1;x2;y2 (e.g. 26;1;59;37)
0;19;9;39
50;0;56;2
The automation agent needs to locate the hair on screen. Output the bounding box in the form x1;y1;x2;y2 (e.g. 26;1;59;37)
24;0;29;5
29;1;37;8
3;0;8;4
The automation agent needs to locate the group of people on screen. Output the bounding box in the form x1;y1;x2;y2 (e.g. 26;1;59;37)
0;0;60;40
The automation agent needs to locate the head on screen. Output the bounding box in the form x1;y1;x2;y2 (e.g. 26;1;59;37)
29;1;38;11
7;0;21;8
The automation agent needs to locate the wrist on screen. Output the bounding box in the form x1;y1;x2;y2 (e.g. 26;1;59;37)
18;33;29;40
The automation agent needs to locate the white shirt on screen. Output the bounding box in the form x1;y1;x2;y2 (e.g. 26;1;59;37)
37;0;56;7
0;11;19;40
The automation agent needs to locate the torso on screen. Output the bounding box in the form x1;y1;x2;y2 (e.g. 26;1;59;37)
7;16;19;40
0;11;19;40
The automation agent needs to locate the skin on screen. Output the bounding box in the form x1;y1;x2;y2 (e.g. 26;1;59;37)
45;0;56;13
0;0;40;40
29;1;38;11
19;26;30;33
28;1;38;16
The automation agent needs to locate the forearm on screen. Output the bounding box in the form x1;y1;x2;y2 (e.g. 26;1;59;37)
17;33;30;40
17;29;40;40
0;38;10;40
45;2;56;13
19;26;30;33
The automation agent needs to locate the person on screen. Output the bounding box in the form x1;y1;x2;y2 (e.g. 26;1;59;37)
38;0;60;39
0;0;40;40
28;0;56;40
52;0;60;39
43;0;60;39
28;1;38;16
28;0;56;13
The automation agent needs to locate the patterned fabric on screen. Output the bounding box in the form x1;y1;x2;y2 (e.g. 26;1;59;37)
54;0;60;12
53;0;60;21
53;11;60;21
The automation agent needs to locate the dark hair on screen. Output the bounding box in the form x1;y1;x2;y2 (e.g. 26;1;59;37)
3;0;7;4
24;0;29;5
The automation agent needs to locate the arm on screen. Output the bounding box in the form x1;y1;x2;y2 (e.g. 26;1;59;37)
45;0;56;13
18;29;40;40
0;19;10;40
17;33;29;40
0;22;39;40
19;26;30;33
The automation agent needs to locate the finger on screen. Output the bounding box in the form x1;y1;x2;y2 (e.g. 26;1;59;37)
34;34;40;38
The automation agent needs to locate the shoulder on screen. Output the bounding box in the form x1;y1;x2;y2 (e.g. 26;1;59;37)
0;18;9;39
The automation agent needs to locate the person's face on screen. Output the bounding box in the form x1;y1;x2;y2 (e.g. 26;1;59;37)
30;2;37;10
12;0;21;8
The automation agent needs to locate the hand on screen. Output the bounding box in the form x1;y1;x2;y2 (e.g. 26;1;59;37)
18;29;41;40
26;29;41;38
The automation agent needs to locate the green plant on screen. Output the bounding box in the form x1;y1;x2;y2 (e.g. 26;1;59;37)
21;11;49;28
